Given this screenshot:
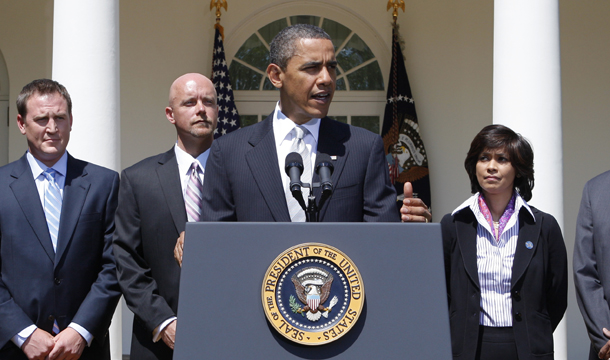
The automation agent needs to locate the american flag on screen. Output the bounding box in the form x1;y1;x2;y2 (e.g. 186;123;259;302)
212;25;240;138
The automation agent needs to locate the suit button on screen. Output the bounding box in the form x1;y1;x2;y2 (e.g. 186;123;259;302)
54;278;61;285
48;315;55;321
513;290;521;301
514;312;522;321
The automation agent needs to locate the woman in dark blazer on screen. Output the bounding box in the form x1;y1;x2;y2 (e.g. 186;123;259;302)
441;125;567;360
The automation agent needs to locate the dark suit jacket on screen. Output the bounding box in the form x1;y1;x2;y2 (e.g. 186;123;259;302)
202;115;399;222
574;170;610;360
113;149;185;360
0;153;121;360
441;206;567;360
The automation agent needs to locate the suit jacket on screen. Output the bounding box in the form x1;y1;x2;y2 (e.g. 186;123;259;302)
202;115;399;222
574;170;610;360
0;153;121;360
441;206;567;360
113;149;185;360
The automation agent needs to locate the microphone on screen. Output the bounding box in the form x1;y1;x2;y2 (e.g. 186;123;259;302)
315;153;334;197
285;152;304;193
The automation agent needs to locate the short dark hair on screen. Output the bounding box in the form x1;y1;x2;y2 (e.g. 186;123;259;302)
269;24;332;70
16;79;72;118
464;124;535;201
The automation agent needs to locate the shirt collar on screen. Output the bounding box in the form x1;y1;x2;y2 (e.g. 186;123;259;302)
174;143;210;176
451;191;535;222
272;101;321;146
26;151;68;179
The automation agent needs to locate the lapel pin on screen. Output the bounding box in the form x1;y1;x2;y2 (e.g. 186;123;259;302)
525;241;534;250
330;155;337;160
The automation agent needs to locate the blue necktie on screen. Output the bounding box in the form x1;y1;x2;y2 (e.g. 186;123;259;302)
43;168;62;335
43;168;62;251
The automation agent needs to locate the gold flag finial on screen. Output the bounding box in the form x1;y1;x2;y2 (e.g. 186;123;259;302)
387;0;405;23
210;0;228;24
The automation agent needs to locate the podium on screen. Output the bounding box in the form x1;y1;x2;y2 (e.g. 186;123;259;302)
175;222;451;359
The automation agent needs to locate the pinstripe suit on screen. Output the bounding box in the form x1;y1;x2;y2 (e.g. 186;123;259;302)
201;115;399;222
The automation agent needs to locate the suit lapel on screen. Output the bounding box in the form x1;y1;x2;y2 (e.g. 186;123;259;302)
455;210;480;289
511;208;541;288
9;155;55;263
316;117;349;221
55;155;89;266
245;115;291;221
157;149;187;233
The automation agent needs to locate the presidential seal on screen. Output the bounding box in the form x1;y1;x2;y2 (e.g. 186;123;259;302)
261;243;365;346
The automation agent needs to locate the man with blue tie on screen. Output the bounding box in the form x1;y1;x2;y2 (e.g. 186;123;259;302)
0;79;121;360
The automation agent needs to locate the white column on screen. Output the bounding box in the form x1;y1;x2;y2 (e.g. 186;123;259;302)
52;1;122;359
493;1;565;359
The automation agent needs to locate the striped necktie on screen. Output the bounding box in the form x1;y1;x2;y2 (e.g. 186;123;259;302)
43;168;62;251
185;162;203;222
43;168;62;334
286;126;311;222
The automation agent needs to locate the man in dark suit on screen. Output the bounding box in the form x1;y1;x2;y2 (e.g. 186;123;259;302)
574;170;610;360
0;79;121;360
113;73;218;360
196;24;430;225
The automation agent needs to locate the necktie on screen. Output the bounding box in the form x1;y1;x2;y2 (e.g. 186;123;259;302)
185;162;203;222
43;168;62;251
43;168;62;334
286;126;311;222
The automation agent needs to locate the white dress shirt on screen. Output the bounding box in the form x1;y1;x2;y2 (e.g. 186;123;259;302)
12;151;93;348
272;102;321;217
452;192;535;327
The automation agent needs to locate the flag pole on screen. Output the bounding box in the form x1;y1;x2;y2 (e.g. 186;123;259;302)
387;0;405;24
210;0;228;38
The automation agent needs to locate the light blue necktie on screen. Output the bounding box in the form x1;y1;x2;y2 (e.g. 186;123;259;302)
43;168;62;252
43;168;62;335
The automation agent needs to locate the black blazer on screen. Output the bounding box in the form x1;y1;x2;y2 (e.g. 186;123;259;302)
0;154;121;359
201;114;399;222
441;205;567;360
113;149;185;360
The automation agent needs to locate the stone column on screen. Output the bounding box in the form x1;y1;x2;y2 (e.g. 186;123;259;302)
52;1;121;359
493;1;565;359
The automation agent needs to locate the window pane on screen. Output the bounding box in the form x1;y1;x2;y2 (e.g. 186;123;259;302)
336;34;374;72
352;116;379;134
328;115;347;123
321;19;351;51
234;34;270;72
258;18;288;45
335;77;346;91
346;61;384;90
290;15;320;26
240;115;259;127
229;61;263;90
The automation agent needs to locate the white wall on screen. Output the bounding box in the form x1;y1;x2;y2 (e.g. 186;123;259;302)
560;1;610;358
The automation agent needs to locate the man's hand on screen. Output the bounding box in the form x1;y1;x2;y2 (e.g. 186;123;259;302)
161;320;177;350
174;231;185;267
47;327;86;360
400;182;432;222
21;328;55;360
599;328;610;359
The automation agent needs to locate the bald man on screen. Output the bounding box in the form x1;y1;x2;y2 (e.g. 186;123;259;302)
113;73;218;360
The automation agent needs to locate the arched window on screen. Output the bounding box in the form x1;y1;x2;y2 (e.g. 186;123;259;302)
227;11;388;134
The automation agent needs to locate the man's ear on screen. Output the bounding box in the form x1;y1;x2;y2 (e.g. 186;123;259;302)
165;107;176;125
267;64;283;89
17;114;27;135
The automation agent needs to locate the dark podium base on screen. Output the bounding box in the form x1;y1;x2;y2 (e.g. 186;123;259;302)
175;222;451;359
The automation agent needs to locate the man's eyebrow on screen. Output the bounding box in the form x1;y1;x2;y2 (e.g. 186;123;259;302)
301;60;338;68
